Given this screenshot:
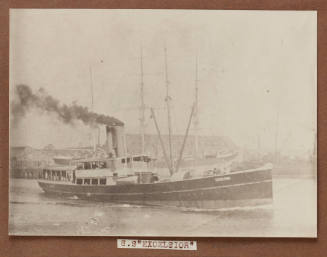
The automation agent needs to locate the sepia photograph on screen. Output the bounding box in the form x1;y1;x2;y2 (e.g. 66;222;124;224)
9;9;317;237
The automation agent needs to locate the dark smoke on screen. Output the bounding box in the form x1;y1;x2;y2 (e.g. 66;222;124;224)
11;84;124;127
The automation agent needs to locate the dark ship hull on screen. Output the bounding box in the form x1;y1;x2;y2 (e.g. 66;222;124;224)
38;166;273;210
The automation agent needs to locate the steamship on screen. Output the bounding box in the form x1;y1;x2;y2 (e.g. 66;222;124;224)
37;122;273;210
37;49;273;210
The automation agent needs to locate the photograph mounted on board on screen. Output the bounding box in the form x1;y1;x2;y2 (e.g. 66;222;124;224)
9;9;317;237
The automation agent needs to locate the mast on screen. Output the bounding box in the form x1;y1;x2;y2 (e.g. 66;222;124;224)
164;46;174;172
194;55;200;159
89;65;96;153
274;105;280;163
139;47;146;156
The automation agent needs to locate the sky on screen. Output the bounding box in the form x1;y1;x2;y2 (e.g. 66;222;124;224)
9;9;317;156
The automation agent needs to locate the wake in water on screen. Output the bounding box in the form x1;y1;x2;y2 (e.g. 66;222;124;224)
180;203;273;213
9;178;316;237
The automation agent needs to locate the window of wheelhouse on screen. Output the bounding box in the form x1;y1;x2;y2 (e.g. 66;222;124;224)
132;156;151;170
99;178;106;185
76;161;108;170
76;178;83;185
91;178;98;185
121;157;133;168
76;162;84;170
84;162;91;170
99;161;107;168
84;178;90;185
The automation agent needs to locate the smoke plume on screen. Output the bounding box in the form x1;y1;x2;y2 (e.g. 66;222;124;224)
11;84;124;127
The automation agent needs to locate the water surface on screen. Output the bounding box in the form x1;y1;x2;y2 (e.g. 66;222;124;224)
9;177;316;237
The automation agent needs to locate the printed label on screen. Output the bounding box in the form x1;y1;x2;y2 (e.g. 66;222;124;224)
117;239;197;250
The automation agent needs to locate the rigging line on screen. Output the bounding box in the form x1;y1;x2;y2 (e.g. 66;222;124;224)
151;108;174;175
175;104;196;174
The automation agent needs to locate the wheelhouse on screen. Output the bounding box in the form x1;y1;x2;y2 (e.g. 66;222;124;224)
39;154;157;185
71;154;156;172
